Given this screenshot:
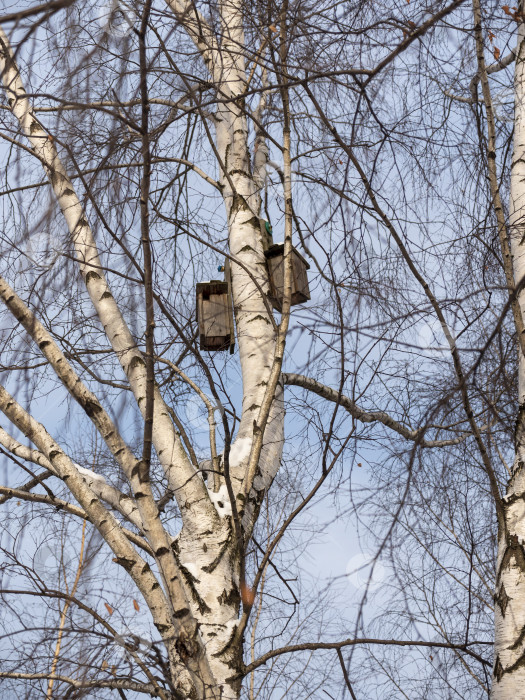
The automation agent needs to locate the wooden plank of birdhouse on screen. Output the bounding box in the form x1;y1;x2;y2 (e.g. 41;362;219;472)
224;258;235;354
292;249;311;303
264;243;310;311
265;253;284;310
196;281;232;350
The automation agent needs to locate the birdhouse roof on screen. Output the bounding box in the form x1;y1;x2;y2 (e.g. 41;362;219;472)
264;243;310;269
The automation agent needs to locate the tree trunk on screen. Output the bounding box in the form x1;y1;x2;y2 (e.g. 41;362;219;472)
492;18;525;698
0;3;285;697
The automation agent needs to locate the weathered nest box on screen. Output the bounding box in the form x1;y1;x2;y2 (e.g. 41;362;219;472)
196;279;235;353
264;243;310;312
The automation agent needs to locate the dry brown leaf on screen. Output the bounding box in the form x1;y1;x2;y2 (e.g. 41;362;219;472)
494;46;501;59
133;599;140;612
240;582;256;606
101;660;108;670
104;603;114;616
269;24;278;32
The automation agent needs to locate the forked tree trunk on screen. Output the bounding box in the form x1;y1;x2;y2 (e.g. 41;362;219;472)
0;1;284;695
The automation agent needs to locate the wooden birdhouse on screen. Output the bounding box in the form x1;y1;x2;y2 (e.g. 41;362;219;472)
264;243;310;312
196;276;235;352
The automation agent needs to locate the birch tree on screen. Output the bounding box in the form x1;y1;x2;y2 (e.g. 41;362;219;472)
477;2;525;697
0;0;520;698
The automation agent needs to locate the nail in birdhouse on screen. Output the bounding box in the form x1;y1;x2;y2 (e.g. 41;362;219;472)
196;278;235;352
264;243;310;312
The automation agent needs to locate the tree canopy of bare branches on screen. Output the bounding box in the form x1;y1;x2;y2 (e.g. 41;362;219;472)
1;0;525;698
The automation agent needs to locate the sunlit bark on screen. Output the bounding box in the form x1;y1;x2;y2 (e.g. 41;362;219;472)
493;14;525;699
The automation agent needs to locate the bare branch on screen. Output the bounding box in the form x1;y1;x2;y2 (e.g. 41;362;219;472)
282;373;471;448
0;0;75;24
244;638;491;675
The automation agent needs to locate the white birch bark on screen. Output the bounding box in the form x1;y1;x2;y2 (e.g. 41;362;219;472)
0;28;218;538
157;2;286;692
162;0;285;509
0;275;217;668
0;425;145;531
0;3;288;695
0;383;202;697
212;0;285;504
0;30;235;698
493;17;525;697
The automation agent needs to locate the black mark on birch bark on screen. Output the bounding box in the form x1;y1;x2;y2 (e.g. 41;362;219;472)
498;583;510;616
494;655;504;682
